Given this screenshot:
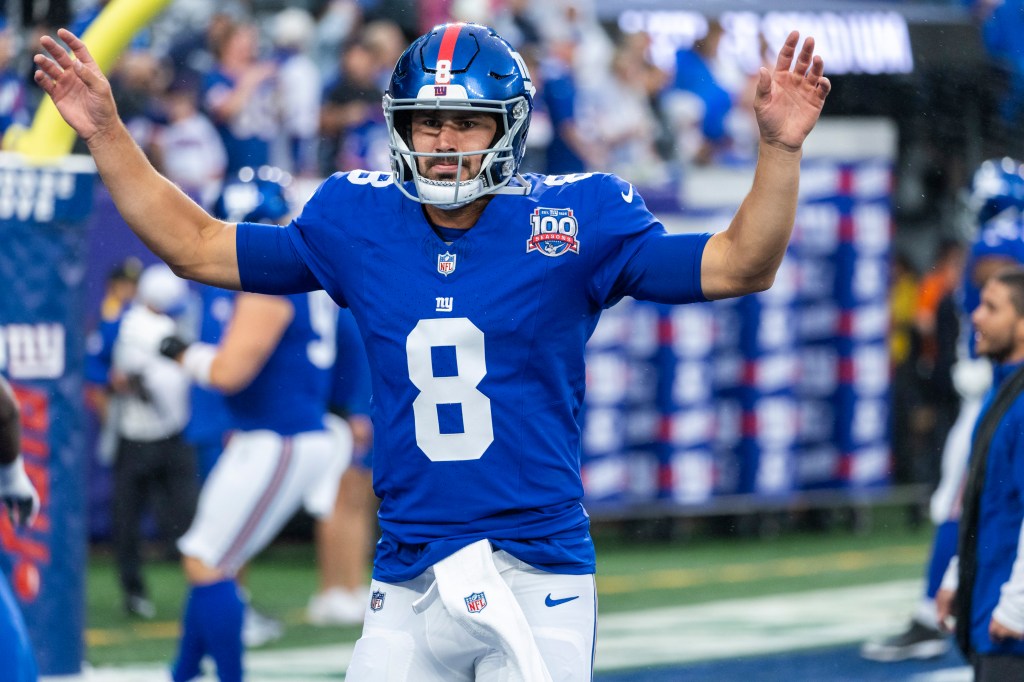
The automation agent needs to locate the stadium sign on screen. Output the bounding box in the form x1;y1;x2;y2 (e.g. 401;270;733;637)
619;10;914;76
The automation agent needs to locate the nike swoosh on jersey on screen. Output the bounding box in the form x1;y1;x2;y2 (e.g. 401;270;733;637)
621;184;634;203
545;594;580;607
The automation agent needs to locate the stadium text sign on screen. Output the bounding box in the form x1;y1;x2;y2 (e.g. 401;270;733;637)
619;10;914;76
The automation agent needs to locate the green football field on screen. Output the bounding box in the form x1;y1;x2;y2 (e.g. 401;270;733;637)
82;506;933;669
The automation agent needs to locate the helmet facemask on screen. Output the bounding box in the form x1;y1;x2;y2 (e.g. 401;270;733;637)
384;93;531;209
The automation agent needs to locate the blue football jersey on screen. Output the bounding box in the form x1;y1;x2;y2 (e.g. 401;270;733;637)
237;171;709;581
185;285;237;446
226;290;337;435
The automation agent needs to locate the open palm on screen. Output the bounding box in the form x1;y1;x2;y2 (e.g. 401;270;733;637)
754;32;831;152
34;29;118;142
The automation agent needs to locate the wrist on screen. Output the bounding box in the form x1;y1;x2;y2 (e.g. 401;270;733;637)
84;120;129;152
181;343;217;388
759;138;803;158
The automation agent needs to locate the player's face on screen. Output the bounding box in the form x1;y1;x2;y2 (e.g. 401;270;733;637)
972;279;1024;362
409;111;498;182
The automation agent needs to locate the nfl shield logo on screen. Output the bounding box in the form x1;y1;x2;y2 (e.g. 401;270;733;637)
464;591;487;614
370;590;386;612
438;252;457;276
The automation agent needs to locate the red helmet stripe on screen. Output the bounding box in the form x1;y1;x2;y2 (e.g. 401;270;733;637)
437;23;463;71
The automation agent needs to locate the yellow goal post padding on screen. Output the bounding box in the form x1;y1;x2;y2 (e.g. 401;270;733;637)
3;0;173;160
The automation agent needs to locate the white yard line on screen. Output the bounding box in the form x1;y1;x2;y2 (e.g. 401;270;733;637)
51;579;963;681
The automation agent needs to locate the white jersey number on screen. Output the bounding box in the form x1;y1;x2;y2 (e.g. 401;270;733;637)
306;291;338;369
406;317;493;461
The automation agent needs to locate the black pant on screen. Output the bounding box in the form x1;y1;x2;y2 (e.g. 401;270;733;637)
972;653;1024;681
113;432;199;599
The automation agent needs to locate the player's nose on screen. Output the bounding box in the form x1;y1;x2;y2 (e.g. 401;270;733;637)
434;121;460;150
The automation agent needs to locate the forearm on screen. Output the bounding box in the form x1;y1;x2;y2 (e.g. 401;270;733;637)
732;142;801;280
85;122;240;287
0;377;21;465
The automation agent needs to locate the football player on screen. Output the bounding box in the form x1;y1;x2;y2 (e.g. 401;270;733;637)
37;22;829;681
307;307;376;627
158;167;350;680
0;374;40;680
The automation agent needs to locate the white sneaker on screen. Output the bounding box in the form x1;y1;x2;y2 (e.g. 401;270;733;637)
307;587;365;626
243;607;284;648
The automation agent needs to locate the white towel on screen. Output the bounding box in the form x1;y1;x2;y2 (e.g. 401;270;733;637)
430;539;553;682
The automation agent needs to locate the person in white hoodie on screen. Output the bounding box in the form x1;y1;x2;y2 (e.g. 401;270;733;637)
110;263;199;619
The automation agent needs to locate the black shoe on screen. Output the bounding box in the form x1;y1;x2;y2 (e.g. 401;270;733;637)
860;619;950;662
124;594;156;620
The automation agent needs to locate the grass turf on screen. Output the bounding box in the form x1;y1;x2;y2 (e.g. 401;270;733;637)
83;505;932;667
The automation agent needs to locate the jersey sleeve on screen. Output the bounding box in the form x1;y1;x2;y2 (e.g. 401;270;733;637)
587;174;711;307
236;222;322;295
237;176;357;305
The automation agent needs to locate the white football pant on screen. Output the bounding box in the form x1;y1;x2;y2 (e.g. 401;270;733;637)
178;424;350;575
346;545;596;681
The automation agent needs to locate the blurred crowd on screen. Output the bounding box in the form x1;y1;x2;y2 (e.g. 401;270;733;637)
0;0;781;199
0;0;1021;200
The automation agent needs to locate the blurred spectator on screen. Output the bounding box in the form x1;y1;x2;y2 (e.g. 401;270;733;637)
537;35;599;174
0;21;31;138
271;8;322;176
360;19;408;90
905;239;966;510
151;76;227;210
166;12;236;90
311;0;363;83
537;0;614;92
319;35;387;173
980;0;1024;154
664;20;733;166
202;21;279;172
84;258;144;463
617;31;675;163
518;44;552;174
490;0;542;50
109;264;199;619
583;43;668;185
915;240;967;364
889;252;923;495
109;50;167;151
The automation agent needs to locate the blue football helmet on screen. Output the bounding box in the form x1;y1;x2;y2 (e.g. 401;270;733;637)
213;166;293;224
383;23;535;208
970;157;1024;225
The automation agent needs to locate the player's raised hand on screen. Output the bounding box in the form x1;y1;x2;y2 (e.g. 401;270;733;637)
34;28;118;143
754;31;831;153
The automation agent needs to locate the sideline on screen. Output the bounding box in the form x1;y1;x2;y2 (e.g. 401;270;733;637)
57;579;970;681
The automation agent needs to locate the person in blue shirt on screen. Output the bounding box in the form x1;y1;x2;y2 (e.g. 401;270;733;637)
937;266;1024;681
0;374;40;682
37;21;829;681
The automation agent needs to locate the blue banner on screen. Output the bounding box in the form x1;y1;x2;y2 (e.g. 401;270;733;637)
0;153;95;676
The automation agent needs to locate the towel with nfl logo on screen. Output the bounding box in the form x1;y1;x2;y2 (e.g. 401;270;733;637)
432;539;553;682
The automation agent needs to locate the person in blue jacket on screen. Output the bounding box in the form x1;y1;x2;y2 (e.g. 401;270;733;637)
937;266;1024;681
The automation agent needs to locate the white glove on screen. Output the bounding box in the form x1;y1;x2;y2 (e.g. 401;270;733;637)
952;358;993;400
114;305;178;374
0;455;40;527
